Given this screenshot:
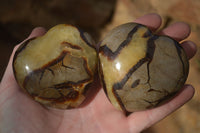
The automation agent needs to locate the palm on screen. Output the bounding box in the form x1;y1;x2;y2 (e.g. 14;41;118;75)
0;13;196;133
1;79;131;133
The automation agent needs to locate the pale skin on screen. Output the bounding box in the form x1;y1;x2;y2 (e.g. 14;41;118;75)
0;14;197;133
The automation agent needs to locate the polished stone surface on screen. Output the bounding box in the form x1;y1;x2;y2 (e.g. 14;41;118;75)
13;24;98;109
99;23;189;113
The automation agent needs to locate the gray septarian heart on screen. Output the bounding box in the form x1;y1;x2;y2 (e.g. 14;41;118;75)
98;22;189;113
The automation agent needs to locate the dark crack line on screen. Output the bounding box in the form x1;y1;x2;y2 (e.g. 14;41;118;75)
131;79;140;88
147;88;162;93
47;68;55;76
78;27;96;49
99;24;142;60
143;99;158;104
61;60;74;69
39;70;45;85
173;40;187;76
61;41;83;50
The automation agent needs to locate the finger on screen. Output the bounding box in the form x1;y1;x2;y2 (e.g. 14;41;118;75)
1;27;46;88
134;13;162;31
159;22;191;41
13;27;46;53
181;41;197;59
27;27;46;39
128;85;194;132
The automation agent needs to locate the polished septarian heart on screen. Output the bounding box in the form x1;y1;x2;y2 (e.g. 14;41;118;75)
98;22;189;113
13;24;98;109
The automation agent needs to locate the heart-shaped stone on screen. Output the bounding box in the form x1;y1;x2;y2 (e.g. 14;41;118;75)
98;23;189;113
13;24;98;109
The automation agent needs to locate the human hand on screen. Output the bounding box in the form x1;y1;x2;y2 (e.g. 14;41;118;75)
0;13;197;133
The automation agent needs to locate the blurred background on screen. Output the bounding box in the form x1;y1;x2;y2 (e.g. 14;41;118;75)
0;0;199;132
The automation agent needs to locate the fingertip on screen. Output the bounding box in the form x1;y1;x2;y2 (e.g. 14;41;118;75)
182;22;191;33
182;84;195;100
179;22;191;35
181;41;197;59
159;22;191;41
28;27;46;39
134;13;162;31
175;22;191;38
